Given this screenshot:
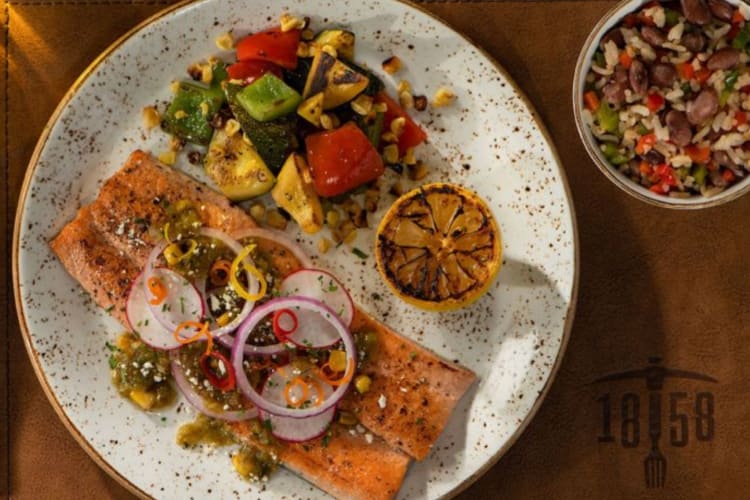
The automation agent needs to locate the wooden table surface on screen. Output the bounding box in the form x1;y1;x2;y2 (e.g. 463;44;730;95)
4;1;750;498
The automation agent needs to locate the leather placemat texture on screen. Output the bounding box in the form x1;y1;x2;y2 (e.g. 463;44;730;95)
5;1;750;499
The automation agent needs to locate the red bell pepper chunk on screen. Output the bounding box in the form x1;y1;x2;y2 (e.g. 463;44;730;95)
649;183;669;194
635;133;657;155
619;51;633;69
722;169;736;183
584;91;600;111
736;111;748;126
646;93;665;112
684;145;711;164
236;28;300;69
695;68;713;85
226;60;282;83
374;92;427;155
677;62;694;81
305;122;385;198
732;9;745;25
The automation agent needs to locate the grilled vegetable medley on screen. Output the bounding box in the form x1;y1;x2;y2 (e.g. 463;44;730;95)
583;0;750;197
156;14;430;238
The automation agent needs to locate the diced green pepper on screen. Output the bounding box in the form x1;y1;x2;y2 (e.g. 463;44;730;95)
636;122;650;136
664;9;680;26
224;83;298;171
236;73;302;122
692;164;708;186
359;110;384;148
732;25;749;52
720;70;739;106
594;51;606;67
596;102;620;134
164;82;224;145
601;143;630;165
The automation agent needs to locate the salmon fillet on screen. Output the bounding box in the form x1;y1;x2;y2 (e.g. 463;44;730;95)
50;150;477;497
230;422;409;500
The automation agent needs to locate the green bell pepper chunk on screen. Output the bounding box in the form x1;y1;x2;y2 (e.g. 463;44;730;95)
596;102;620;134
636;122;650;136
236;73;302;122
594;51;606;68
164;81;225;145
601;143;629;165
732;25;749;52
664;9;680;27
692;164;708;186
359;110;385;148
720;70;740;106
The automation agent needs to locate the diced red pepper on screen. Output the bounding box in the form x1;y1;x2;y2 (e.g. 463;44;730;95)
695;68;713;85
305;122;385;198
236;28;301;69
706;161;719;172
374;92;428;155
684;145;711;163
723;169;736;183
639;160;653;175
732;9;745;25
646;93;665;112
736;111;748;126
655;163;677;186
619;51;633;69
226;60;282;83
677;62;695;81
649;183;669;194
635;133;657;155
584;90;600;111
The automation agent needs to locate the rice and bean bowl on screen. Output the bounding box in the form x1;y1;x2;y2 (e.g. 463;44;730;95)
582;0;750;198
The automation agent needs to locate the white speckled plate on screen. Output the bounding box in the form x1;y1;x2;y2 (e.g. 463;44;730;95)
13;0;578;498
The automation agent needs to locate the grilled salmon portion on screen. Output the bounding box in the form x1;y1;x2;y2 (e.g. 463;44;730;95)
50;150;477;498
230;422;410;500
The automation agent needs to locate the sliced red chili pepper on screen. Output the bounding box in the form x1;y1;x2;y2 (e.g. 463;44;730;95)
200;351;236;392
272;308;298;341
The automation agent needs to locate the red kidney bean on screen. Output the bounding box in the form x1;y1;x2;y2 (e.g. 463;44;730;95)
641;26;667;46
707;0;734;22
603;82;627;105
681;32;706;53
681;0;712;25
644;149;666;164
600;28;625;49
665;110;694;147
707;48;740;71
687;88;719;125
649;63;678;87
629;60;649;94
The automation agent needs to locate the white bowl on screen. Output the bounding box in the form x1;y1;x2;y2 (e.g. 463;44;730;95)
573;0;750;209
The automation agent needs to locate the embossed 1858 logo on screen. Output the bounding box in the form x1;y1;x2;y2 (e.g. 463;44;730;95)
593;357;717;488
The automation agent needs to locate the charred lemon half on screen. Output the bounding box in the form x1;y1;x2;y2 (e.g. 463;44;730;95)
375;183;502;311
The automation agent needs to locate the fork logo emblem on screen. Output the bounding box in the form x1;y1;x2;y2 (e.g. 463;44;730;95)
592;357;717;489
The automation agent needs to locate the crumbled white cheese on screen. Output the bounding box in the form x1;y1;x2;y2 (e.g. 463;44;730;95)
365;433;374;444
378;394;387;409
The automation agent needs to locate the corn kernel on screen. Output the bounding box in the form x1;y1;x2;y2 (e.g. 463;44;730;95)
390;117;406;137
249;202;266;222
433;87;456;107
320;113;335;130
383;144;399;164
215;32;234;50
225;118;241;137
326;209;340;228
397;80;411;94
321;44;337;58
142;106;160;129
354;375;372;394
174;110;188;119
129;389;156;410
382;55;402;74
381;131;398;143
318;238;332;254
373;102;388;113
351;94;374;116
296;41;311;58
302;28;315;41
170;81;181;94
216;312;232;326
199;101;210;117
266;210;288;230
328;350;347;372
399;90;414;109
158;151;176;166
390;181;405;196
280;13;306;32
408;161;428;180
403;147;417;165
200;63;213;85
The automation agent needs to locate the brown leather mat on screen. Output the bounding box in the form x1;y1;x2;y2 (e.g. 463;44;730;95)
4;1;750;499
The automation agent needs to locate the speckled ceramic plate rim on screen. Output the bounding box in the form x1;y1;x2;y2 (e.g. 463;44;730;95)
12;0;580;498
572;0;750;209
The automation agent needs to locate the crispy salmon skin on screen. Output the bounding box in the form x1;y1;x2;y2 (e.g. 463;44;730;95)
50;150;478;498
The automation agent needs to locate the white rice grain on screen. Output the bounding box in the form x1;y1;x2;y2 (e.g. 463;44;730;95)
670;155;693;168
604;41;619;68
644;6;666;28
630;104;651;117
712;111;728;132
667;22;684;42
713;133;745;151
591;64;613;76
665;88;685;102
693;124;711;144
662;42;686;53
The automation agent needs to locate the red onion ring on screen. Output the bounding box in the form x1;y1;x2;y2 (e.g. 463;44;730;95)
231;227;314;269
232;296;356;419
170;350;257;422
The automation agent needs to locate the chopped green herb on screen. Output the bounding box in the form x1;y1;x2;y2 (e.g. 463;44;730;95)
108;355;119;369
409;352;417;360
105;341;118;352
322;431;331;448
352;248;369;259
105;304;115;313
415;417;425;425
263;418;273;432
